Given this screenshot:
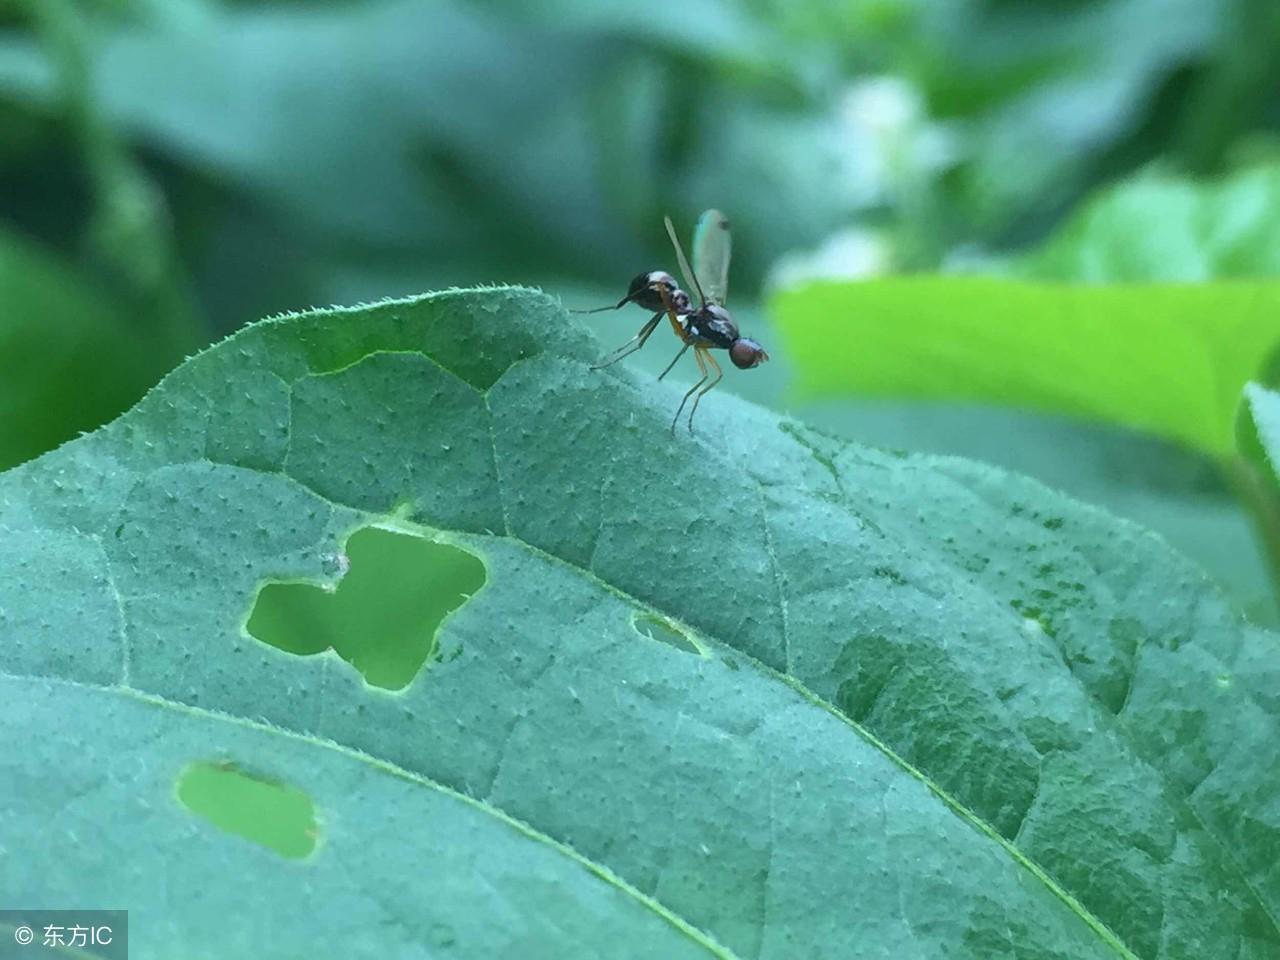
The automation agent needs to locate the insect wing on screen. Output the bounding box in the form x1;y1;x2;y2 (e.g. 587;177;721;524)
664;214;704;305
692;209;731;305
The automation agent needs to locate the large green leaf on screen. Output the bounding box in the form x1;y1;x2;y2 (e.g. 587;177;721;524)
3;288;1277;958
772;276;1280;457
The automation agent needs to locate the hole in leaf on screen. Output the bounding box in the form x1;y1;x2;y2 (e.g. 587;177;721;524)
632;612;702;655
247;527;486;691
177;762;318;859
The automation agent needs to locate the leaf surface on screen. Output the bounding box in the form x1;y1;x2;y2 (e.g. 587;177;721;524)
2;288;1277;958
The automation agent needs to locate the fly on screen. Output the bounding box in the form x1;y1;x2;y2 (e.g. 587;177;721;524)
577;209;769;434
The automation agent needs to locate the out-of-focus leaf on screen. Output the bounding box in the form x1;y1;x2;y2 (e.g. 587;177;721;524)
0;228;177;469
771;276;1280;457
1024;164;1280;282
0;0;836;287
486;0;788;70
916;0;1228;230
3;287;1279;957
0;2;629;265
772;163;1280;457
0;0;876;301
1240;381;1280;477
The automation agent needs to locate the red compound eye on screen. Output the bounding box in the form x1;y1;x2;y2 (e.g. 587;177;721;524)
730;338;768;369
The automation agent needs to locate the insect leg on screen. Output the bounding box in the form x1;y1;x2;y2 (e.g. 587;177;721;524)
657;341;691;381
591;313;664;370
670;347;709;436
686;349;723;433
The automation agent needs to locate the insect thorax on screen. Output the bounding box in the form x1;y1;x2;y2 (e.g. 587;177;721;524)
686;304;738;348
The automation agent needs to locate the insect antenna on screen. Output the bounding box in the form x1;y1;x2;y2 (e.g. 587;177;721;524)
571;287;648;314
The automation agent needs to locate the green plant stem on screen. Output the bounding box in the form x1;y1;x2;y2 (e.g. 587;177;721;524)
23;0;202;354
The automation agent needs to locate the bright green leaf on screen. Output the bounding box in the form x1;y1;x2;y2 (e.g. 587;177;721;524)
3;288;1277;958
772;276;1280;457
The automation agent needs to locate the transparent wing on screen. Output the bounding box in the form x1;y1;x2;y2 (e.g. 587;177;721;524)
664;215;704;305
692;209;731;305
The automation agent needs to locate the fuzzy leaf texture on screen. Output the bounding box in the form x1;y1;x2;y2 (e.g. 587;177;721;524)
1;288;1277;959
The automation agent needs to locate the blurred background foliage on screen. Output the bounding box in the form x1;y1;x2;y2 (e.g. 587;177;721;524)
1;0;1279;619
